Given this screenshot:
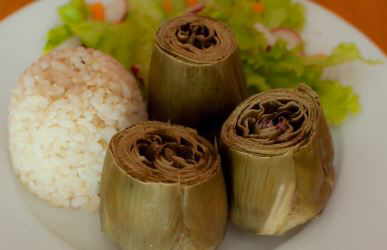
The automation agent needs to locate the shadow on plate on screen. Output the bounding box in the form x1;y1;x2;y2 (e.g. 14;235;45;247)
220;224;306;250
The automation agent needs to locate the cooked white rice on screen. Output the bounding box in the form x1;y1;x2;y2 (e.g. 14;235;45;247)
9;47;147;211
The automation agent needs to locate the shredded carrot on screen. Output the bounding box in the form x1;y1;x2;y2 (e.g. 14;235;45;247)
163;0;173;13
186;0;198;7
89;2;105;21
252;2;265;13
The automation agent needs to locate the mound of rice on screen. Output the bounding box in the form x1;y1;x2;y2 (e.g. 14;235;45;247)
9;47;147;211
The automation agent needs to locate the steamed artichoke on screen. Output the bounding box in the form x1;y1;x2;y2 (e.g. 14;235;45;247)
100;121;228;250
221;85;335;235
148;15;247;134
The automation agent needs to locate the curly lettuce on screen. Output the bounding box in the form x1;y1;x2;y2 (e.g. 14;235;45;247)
240;41;375;125
203;1;377;125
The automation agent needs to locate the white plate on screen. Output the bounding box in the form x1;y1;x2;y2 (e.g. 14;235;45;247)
1;1;386;250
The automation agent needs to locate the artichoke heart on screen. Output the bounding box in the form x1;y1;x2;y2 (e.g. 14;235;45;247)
221;85;335;235
148;15;247;133
100;121;228;250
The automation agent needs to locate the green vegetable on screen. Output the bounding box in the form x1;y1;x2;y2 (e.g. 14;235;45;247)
44;0;88;53
261;0;305;29
241;41;368;125
43;25;73;52
44;0;378;126
203;0;305;32
306;43;382;66
44;0;189;78
314;80;361;125
71;21;136;68
58;0;88;25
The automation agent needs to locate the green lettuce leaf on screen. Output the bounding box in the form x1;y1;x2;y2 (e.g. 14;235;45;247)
43;0;88;54
44;25;73;52
313;80;361;125
58;0;89;25
242;41;369;125
261;0;305;29
45;0;169;76
204;0;305;31
305;43;382;66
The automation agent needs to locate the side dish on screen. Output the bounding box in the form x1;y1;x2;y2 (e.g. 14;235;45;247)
9;47;147;210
